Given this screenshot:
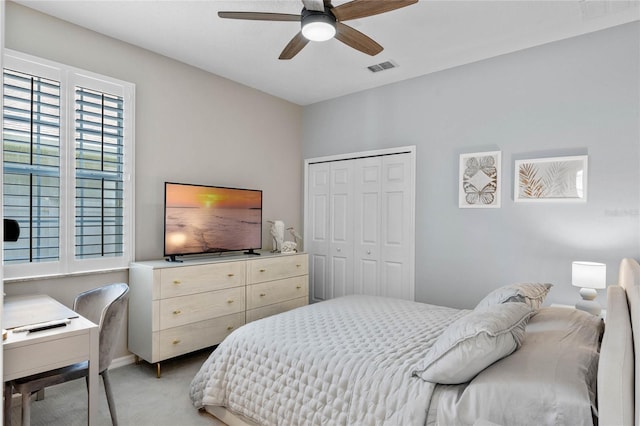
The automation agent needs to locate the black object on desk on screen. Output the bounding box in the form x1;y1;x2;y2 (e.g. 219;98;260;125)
28;322;69;333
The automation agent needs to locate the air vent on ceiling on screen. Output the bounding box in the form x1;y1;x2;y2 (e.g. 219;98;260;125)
367;60;397;73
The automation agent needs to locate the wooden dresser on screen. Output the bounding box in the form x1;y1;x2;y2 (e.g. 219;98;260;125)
128;252;308;376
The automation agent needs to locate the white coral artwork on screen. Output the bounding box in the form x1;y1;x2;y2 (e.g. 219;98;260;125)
281;241;297;253
515;155;588;202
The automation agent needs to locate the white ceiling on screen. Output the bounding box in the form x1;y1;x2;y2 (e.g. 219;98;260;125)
13;0;640;105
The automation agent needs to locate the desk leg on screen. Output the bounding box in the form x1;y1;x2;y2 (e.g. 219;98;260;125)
87;327;99;426
4;382;12;426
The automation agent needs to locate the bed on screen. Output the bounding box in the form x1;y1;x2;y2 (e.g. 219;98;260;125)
190;258;640;425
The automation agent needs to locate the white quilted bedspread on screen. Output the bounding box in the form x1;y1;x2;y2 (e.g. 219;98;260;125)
190;295;467;426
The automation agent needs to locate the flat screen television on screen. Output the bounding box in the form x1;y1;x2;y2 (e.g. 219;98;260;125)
164;182;262;261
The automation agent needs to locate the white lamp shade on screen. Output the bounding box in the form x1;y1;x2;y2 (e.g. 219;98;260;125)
571;261;606;289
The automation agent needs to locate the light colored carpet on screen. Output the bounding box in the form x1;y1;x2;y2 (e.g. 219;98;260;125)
7;349;225;426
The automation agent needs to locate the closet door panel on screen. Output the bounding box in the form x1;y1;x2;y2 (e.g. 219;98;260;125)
311;254;327;301
353;157;381;296
308;163;330;302
382;261;406;299
329;161;354;299
381;153;414;300
360;259;379;296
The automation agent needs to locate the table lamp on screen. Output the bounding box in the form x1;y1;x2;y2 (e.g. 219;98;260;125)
572;261;606;315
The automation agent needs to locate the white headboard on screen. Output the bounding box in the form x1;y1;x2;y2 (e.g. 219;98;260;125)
598;258;639;426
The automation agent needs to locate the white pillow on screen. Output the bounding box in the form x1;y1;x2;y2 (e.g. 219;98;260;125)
413;302;533;384
475;283;552;310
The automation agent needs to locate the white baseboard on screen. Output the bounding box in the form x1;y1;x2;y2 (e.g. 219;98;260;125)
109;354;137;370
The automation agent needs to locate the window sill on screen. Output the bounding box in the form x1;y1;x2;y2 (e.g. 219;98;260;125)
3;267;129;284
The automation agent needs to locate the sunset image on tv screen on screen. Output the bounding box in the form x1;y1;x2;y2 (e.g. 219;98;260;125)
164;183;262;256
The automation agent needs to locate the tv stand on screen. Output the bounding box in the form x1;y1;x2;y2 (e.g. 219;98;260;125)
243;249;260;256
165;255;183;263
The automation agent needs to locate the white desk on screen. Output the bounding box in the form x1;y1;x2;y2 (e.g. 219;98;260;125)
3;295;99;425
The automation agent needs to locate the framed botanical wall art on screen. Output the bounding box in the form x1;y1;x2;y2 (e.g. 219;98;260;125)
459;151;501;208
514;155;588;202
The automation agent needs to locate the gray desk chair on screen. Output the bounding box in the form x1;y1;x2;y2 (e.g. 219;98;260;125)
8;283;129;426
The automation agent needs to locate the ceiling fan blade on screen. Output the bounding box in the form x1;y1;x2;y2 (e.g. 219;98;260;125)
279;32;310;60
335;22;382;56
218;11;300;22
302;0;325;12
331;0;417;22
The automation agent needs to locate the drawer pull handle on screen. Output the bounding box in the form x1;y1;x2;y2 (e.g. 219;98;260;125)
227;326;234;331
296;264;301;267
172;340;180;345
296;285;302;289
228;273;235;277
173;310;181;315
260;293;266;297
227;299;234;304
259;268;266;272
173;280;181;284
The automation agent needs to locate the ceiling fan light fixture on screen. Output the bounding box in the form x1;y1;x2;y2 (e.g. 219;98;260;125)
301;9;336;42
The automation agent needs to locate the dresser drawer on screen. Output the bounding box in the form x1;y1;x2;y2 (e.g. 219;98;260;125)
246;296;308;323
247;276;308;310
158;312;245;360
247;254;308;284
159;286;245;330
160;261;245;298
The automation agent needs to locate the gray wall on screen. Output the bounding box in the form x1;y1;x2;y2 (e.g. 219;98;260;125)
303;22;640;309
4;2;303;359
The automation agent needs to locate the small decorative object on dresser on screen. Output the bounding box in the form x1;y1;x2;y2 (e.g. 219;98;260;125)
268;220;285;252
459;151;501;208
281;241;297;253
287;227;302;247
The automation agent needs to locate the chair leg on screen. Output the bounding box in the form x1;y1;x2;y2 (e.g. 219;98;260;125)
101;371;118;426
4;382;13;426
20;391;30;426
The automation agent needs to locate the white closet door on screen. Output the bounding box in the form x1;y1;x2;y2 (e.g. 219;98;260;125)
307;163;330;302
329;160;355;299
380;153;414;300
353;157;382;296
306;149;415;302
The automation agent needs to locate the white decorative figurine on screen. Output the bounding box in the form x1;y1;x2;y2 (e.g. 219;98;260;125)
268;220;285;252
287;227;302;250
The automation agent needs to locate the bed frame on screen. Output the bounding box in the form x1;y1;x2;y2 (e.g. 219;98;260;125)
205;257;640;426
598;257;639;426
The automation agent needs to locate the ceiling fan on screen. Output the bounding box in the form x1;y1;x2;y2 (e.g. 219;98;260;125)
218;0;418;60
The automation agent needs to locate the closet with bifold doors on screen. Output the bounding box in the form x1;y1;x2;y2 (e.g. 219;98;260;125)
304;147;415;304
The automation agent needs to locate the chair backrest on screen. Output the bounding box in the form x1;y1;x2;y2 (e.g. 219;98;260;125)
73;283;129;373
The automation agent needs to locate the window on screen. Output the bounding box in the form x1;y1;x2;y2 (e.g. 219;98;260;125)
2;50;135;279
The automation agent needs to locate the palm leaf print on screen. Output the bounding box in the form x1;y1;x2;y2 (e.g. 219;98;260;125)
519;163;544;198
541;161;576;197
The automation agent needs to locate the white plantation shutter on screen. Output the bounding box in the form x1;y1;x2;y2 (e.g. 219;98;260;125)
2;68;61;265
2;50;134;279
75;87;125;259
